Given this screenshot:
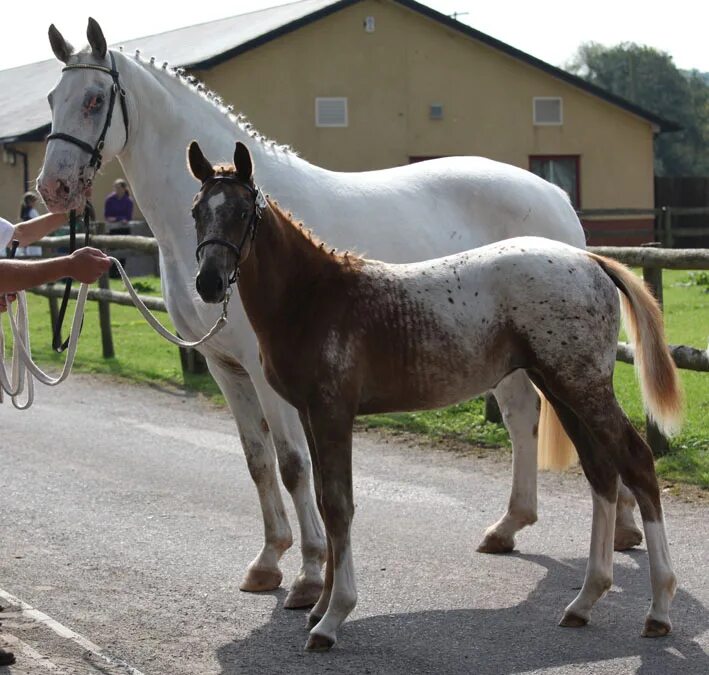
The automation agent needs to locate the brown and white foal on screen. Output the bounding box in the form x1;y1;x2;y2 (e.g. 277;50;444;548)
189;141;681;652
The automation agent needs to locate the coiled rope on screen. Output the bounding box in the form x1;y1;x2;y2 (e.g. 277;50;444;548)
0;257;229;409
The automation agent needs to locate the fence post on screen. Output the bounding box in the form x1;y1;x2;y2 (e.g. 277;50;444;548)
641;252;670;457
484;392;502;424
178;341;209;377
95;222;115;358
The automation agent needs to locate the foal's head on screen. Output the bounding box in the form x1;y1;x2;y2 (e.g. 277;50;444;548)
188;140;262;303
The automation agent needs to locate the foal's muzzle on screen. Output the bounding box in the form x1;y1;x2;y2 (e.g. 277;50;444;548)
196;267;227;304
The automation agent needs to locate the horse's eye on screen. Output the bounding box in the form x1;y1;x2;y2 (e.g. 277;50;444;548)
241;210;248;220
87;94;104;111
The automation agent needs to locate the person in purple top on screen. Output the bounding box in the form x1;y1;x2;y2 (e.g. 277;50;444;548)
104;179;133;223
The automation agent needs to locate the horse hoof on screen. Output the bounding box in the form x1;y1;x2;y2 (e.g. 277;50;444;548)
305;632;335;652
559;611;588;628
306;612;323;629
476;532;514;554
642;617;671;638
614;526;643;551
284;579;324;609
239;567;283;593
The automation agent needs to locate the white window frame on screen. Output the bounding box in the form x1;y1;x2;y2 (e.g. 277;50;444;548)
315;97;348;128
533;96;563;126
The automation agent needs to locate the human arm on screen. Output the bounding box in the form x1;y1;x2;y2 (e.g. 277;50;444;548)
0;248;112;294
12;212;68;246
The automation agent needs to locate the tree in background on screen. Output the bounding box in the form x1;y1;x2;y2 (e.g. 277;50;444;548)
567;42;709;176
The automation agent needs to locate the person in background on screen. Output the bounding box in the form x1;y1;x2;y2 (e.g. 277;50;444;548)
19;192;40;221
104;179;133;224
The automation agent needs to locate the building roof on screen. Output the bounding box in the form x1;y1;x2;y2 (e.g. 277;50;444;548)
0;0;680;144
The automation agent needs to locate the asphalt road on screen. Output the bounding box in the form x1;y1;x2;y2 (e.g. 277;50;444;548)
0;376;707;675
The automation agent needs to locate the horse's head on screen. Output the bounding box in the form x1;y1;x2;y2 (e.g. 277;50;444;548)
189;140;263;304
38;18;129;212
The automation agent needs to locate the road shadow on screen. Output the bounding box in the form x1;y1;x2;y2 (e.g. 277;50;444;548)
216;553;708;674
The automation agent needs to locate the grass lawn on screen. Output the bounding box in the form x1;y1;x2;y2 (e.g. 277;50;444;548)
5;269;708;488
5;276;222;402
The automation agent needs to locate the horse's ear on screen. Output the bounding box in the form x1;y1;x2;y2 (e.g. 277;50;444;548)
233;142;253;182
48;24;74;64
87;18;107;60
187;141;214;183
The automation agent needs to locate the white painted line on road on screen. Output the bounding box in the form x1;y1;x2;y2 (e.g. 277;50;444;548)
1;634;68;673
0;589;145;675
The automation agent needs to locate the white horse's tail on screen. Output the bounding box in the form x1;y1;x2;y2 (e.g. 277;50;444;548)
589;253;683;436
537;395;577;471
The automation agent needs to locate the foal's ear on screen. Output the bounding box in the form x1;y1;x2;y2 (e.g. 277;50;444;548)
187;141;215;183
87;18;108;60
48;24;74;64
233;142;253;182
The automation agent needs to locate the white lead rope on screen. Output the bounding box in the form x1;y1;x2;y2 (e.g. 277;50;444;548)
0;257;230;410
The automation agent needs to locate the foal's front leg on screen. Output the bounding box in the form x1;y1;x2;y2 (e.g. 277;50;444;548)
301;404;357;652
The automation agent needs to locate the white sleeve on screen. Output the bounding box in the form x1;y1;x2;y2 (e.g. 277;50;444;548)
0;217;15;250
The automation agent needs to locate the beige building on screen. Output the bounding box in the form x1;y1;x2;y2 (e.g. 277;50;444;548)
0;0;678;244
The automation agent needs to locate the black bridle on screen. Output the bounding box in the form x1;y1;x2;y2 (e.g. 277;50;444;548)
46;51;129;352
194;176;265;284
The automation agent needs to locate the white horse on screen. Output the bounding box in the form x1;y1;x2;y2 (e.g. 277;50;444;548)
37;19;640;608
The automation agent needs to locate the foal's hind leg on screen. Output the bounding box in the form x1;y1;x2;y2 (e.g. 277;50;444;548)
478;371;538;553
614;418;676;636
560;483;617;627
537;380;675;634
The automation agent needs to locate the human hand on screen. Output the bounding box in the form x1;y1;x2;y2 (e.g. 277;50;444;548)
0;294;17;313
66;247;112;283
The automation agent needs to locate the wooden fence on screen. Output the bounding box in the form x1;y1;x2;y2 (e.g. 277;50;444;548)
27;234;709;456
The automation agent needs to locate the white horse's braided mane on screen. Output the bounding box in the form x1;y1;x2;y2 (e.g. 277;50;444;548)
119;46;298;157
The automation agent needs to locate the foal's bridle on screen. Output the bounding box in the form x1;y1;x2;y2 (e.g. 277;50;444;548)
45;51;129;351
47;51;129;173
194;176;266;284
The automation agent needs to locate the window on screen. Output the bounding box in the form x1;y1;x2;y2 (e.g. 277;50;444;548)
533;97;563;125
315;97;348;127
529;156;580;208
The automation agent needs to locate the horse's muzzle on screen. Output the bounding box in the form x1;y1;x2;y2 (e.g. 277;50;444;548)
196;267;227;304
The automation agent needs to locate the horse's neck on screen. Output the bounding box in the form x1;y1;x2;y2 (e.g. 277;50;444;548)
239;205;339;338
114;54;315;270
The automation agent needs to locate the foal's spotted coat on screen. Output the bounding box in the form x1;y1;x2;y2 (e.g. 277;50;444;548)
190;142;681;652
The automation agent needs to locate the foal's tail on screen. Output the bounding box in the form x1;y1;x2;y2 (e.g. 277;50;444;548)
589;253;683;437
